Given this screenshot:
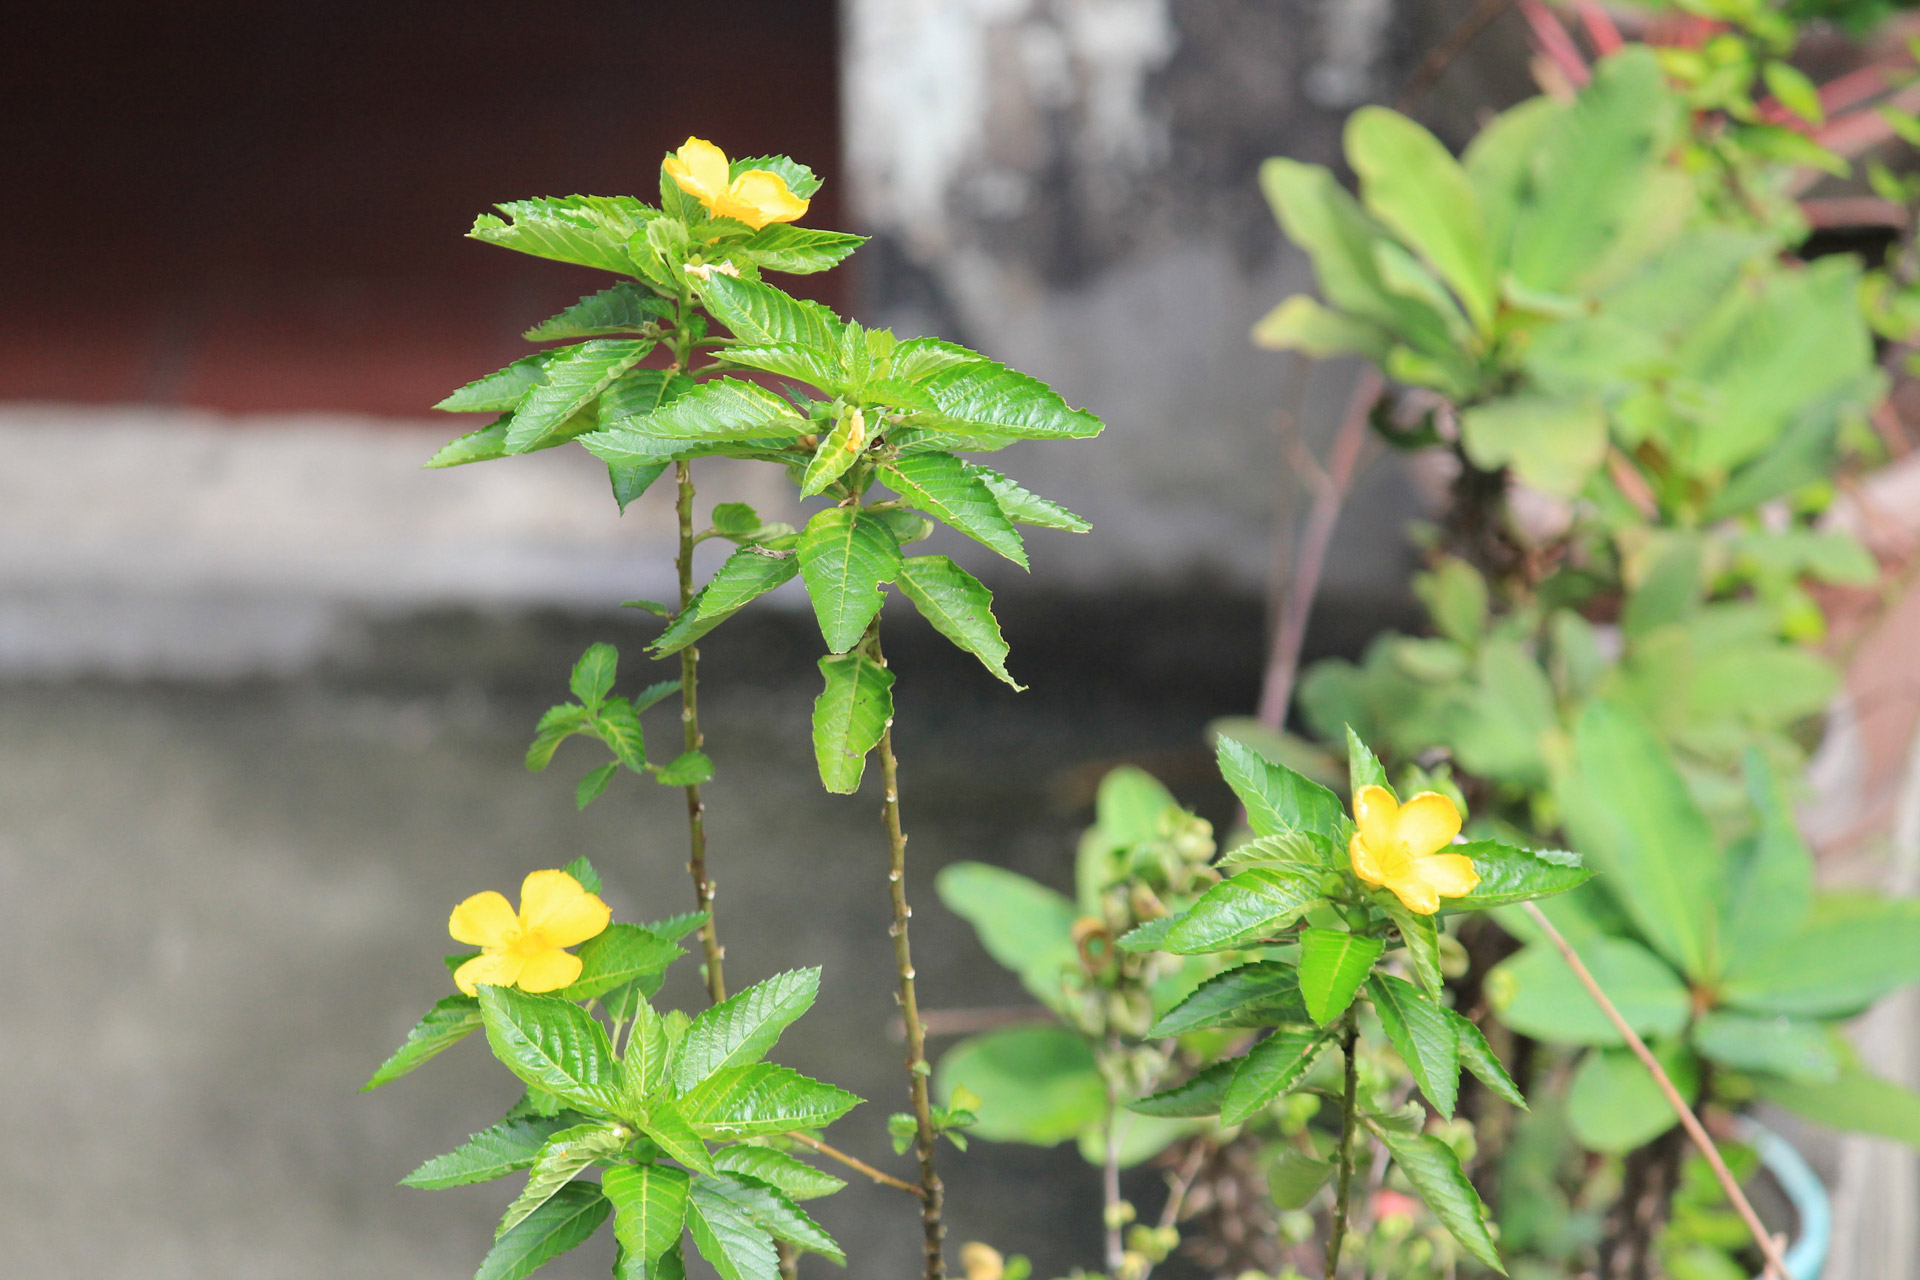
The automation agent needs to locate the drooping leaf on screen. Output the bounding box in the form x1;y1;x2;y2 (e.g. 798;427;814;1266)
1222;1027;1334;1125
810;651;895;794
711;1147;845;1201
1441;842;1592;912
1149;961;1307;1036
675;969;822;1091
525;283;673;340
402;1113;591;1189
1692;1010;1839;1082
1163;867;1324;954
1368;974;1461;1117
559;924;683;1003
496;1121;632;1238
1216;736;1349;842
651;550;799;657
796;509;902;653
1128;1060;1238;1118
603;1162;691;1271
1449;1009;1525;1107
936;1024;1104;1144
895;555;1019;687
685;1177;782;1280
478;986;622;1112
698;273;843;351
1490;937;1690;1047
505;339;653;453
680;1064;863;1140
936;863;1079;1013
694;1172;843;1263
881;453;1029;567
966;465;1091;532
473;1180;612;1280
1299;929;1386;1024
1367;1119;1506;1272
364;994;483;1090
1567;1043;1697;1154
734;224;867;274
576;762;618;809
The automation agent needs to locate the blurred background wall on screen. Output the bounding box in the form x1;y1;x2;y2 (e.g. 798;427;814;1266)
0;2;1534;1277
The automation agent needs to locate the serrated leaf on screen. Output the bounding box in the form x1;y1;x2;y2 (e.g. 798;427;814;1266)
810;651;894;794
403;1113;592;1189
1217;831;1340;871
910;360;1103;440
727;154;822;198
559;856;601;895
1299;929;1386;1024
888;336;979;381
1163;867;1324;954
675;969;822;1091
526;704;590;772
686;1178;782;1280
1149;961;1307;1036
637;1098;715;1174
695;1172;844;1263
1128;1059;1238;1118
1378;893;1443;998
570;643;618;707
698;273;842;350
1368;974;1460;1117
478;986;622;1112
653;752;711;787
1269;1147;1336;1209
427;416;513;468
966;464;1092;532
1367;1120;1505;1272
1442;841;1592;911
1345;725;1389;796
364;994;483;1090
1449;1009;1524;1107
735;224;865;274
633;679;681;714
559;924;683;1002
800;406;869;496
497;1122;632;1238
526;283;672;341
711;1147;845;1201
592;700;647;771
603;368;697;422
680;1064;862;1140
438;355;550;413
796;509;902;653
1222;1028;1334;1125
577;762;618;809
473;1180;611;1280
604;1162;691;1269
611;461;669;513
472;195;656;275
895;555;1020;687
881;453;1028;567
601;377;808;444
1216;736;1349;842
652;549;799;657
505;340;652;453
1116;917;1176;953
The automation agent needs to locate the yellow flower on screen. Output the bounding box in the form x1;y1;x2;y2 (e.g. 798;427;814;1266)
663;137;809;231
449;869;611;996
1348;785;1479;915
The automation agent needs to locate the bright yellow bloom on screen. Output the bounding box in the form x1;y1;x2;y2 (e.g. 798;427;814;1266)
663;137;809;231
1348;785;1479;915
449;869;611;996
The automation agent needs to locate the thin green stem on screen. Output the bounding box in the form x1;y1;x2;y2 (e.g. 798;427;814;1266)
1325;1010;1361;1279
675;458;725;1006
868;624;946;1280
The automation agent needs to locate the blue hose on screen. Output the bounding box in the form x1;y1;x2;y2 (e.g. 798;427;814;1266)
1740;1119;1831;1280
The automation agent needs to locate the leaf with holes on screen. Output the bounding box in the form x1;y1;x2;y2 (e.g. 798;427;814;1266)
796;509;902;653
895;555;1019;688
881;453;1029;567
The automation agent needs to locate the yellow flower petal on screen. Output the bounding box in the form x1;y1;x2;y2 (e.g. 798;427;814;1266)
1389;875;1442;915
449;890;520;948
1354;785;1400;860
727;169;809;229
516;948;585;994
1396;792;1463;860
1349;831;1388;888
517;869;611;947
454;950;524;996
1414;853;1480;900
665;136;730;203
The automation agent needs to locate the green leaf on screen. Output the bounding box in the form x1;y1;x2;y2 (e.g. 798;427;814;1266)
1367;1119;1505;1273
1460;395;1608;497
685;1177;782;1280
1368;974;1461;1117
1128;1060;1237;1118
636;1100;715;1174
601;377;808;443
1558;700;1724;981
1754;1063;1920;1146
592;700;648;772
895;555;1020;688
695;1172;843;1263
734;224;867;274
935;863;1079;1013
796;509;902;653
1345;725;1389;796
497;1121;632;1238
1216;831;1341;873
967;465;1091;532
680;1064;863;1140
559;857;602;894
1378;894;1443;999
428;416;513;468
810;651;895;794
576;762;618;809
1299;929;1386;1024
1268;1148;1336;1209
1215;735;1349;842
1719;896;1920;1018
478;986;621;1112
633;679;681;714
571;643;618;708
1762;60;1825;126
1116;917;1175;953
1251;294;1392;360
1692;1011;1838;1082
651;549;799;657
611;461;670;513
471;195;656;276
909;360;1104;441
934;1025;1103;1144
525;284;673;340
559;924;683;1002
1568;1043;1696;1154
711;1147;845;1201
655;752;713;786
1450;1010;1524;1107
1148;961;1307;1036
1222;1027;1335;1125
728;154;822;198
505;340;652;453
438;355;550;413
881;453;1029;567
402;1113;590;1188
1346;107;1496;332
603;1163;691;1271
1162;867;1324;954
1442;842;1592;912
675;969;821;1091
473;1181;611;1280
602;368;696;422
363;994;482;1090
1490;937;1690;1047
797;405;868;496
698;273;842;350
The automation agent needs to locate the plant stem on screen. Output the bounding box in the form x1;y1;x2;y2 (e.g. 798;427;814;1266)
1325;1010;1361;1280
788;1132;925;1198
1521;903;1790;1280
674;458;725;1006
869;626;947;1280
